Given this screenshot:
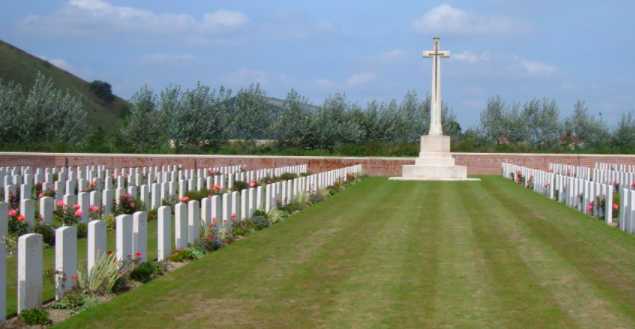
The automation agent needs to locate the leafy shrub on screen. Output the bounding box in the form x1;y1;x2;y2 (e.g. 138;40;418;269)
88;80;114;103
51;288;100;315
129;261;162;283
35;223;55;246
8;215;31;237
114;194;137;215
76;251;126;295
253;210;270;230
77;223;88;239
104;214;116;230
280;173;298;181
232;180;248;192
19;309;52;325
170;246;207;262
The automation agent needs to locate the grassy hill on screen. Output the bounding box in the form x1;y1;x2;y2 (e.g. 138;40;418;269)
0;39;128;135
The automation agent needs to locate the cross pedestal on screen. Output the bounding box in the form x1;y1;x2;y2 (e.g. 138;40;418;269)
390;38;479;181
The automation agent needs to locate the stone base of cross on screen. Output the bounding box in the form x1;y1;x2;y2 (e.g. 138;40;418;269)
390;38;478;182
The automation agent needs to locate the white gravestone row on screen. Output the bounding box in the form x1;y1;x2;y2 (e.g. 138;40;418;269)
503;163;614;225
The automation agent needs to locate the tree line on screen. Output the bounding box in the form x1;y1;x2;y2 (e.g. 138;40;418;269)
1;74;635;155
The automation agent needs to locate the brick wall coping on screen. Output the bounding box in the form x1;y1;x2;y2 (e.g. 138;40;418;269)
1;151;634;160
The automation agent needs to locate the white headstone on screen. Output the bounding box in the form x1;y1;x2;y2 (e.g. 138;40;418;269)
157;206;171;261
133;212;148;263
20;199;35;227
78;192;90;224
0;202;7;238
175;203;188;250
116;215;133;262
18;233;42;313
55;226;77;299
0;242;5;322
40;196;54;224
188;200;200;245
87;219;108;274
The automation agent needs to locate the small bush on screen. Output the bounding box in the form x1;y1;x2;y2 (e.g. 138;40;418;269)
76;251;126;295
280;173;298;181
35;222;55;246
77;223;88;239
170;246;207;262
51;288;100;315
19;308;52;325
232;180;248;192
253;210;270;230
129;261;158;283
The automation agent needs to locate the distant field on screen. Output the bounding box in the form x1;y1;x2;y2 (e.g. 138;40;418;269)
55;176;635;328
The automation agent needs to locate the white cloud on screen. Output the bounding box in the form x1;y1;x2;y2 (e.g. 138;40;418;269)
412;4;530;36
312;79;337;89
346;72;377;85
17;0;249;44
39;55;93;79
138;53;195;65
359;49;411;65
452;51;490;63
518;58;557;77
260;10;336;38
222;68;289;87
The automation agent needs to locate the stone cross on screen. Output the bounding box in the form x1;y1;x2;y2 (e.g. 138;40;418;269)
423;37;450;136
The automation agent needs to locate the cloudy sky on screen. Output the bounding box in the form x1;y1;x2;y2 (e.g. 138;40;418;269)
1;1;634;128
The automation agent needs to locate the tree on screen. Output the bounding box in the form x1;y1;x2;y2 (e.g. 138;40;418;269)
522;98;561;149
88;80;114;103
275;89;309;147
613;110;635;151
563;101;610;150
121;85;164;152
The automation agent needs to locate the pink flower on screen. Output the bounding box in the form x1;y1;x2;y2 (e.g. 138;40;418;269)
249;181;256;188
57;200;65;207
208;195;213;199
213;184;220;190
8;209;17;217
586;205;593;213
39;193;44;198
130;202;136;209
75;210;82;217
73;204;80;210
231;214;236;220
221;186;227;190
177;197;182;202
71;274;77;280
182;197;189;202
613;203;619;210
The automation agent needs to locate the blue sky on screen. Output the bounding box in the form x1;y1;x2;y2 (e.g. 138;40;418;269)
1;0;634;128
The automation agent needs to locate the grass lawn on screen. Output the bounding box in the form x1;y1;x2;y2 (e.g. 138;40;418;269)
54;176;635;328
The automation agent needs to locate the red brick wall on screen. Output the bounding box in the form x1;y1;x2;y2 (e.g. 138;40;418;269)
2;152;635;175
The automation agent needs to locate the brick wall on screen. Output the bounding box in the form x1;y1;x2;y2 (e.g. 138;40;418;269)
2;152;635;175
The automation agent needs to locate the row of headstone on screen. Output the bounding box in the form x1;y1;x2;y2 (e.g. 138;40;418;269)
0;163;363;322
504;162;614;224
549;162;635;188
595;163;635;172
619;188;635;236
549;163;592;180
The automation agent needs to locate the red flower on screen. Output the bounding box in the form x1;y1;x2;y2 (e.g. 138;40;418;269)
230;214;237;220
613;203;619;210
8;209;17;217
57;200;65;207
71;274;77;280
182;197;189;202
208;235;214;240
212;218;218;224
75;210;83;217
208;224;214;228
135;252;141;258
73;204;80;210
130;202;136;209
17;214;25;221
106;250;113;255
213;184;220;190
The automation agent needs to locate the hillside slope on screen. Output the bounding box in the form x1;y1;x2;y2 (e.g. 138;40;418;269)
0;39;127;135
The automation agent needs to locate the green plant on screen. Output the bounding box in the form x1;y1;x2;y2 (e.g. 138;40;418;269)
129;261;166;283
232;180;248;192
19;308;52;325
35;222;55;246
76;251;127;295
51;288;100;315
170;246;207;262
77;223;88;239
266;208;285;225
280;173;298;181
104;214;116;230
